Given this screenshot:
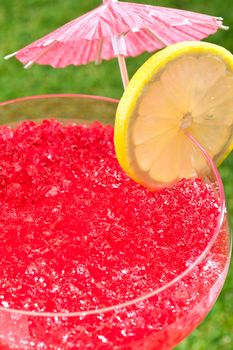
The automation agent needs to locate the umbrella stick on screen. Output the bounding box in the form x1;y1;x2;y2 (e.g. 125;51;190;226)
95;38;104;65
4;51;19;60
117;55;129;90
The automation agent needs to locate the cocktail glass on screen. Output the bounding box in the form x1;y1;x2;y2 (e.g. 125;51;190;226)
0;94;231;350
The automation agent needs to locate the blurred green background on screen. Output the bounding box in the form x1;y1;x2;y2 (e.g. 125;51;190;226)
0;0;232;349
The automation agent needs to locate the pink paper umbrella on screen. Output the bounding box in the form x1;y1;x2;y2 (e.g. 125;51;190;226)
5;0;228;89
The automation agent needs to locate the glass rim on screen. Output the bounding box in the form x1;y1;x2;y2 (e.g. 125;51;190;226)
0;93;227;318
0;93;119;107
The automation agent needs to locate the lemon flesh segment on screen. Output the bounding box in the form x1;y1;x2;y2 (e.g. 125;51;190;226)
114;42;233;188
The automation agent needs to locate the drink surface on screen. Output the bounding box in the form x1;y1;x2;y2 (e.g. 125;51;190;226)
0;120;222;314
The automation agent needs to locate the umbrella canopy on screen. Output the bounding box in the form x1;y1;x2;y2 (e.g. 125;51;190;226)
5;0;227;89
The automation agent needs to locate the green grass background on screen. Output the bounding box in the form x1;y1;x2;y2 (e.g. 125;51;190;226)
0;0;232;348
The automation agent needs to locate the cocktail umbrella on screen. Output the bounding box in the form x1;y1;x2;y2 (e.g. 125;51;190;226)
5;0;227;89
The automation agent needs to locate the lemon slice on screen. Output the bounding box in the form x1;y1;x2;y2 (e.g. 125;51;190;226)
114;41;233;188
